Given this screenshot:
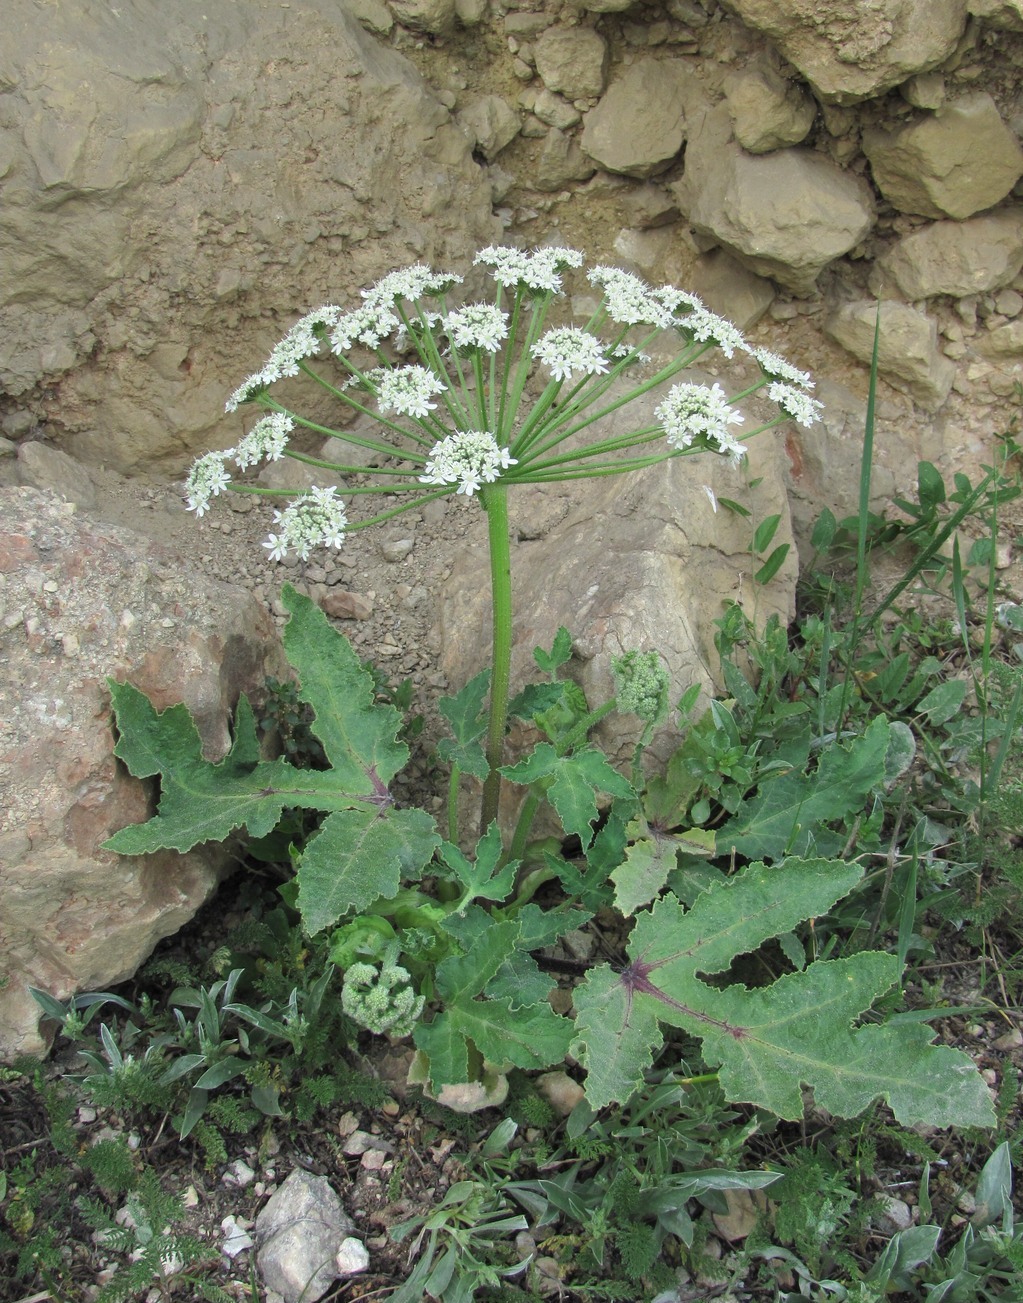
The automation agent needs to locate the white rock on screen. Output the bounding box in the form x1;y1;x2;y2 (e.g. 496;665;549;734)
336;1237;370;1276
826;300;956;409
222;1215;255;1258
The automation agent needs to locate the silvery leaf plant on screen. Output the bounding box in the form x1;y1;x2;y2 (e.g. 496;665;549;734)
103;247;993;1129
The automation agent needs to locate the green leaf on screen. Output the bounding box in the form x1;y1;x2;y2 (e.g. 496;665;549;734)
281;584;408;788
916;680;967;725
534;627;573;674
501;743;634;847
755;543;790;587
720;716;892;862
611;818;712;916
572;858;993;1128
753;514;782;555
297;806;439;935
437;669;490;780
810;507;836;553
438;821;519;911
918;461;946;511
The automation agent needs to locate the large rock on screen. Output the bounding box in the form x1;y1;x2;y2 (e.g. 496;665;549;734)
872;209;1023;300
256;1171;355;1303
826;301;956;409
1;0;496;474
723;63;816;154
534;26;609;100
863;94;1023;220
968;0;1023;28
673;105;875;295
0;487;288;1059
580;59;687;178
720;0;969;104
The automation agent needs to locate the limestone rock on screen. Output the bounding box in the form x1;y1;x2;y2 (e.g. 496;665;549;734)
256;1171;354;1303
580;59;686;178
387;0;457;33
863;94;1023;220
690;250;776;329
534;128;598;192
872;209;1023;300
968;0;1023;28
720;0;970;105
528;89;582;132
724;64;816;154
16;442;100;512
620;184;681;229
0;487;288;1059
534;26;609;100
673;105;875;295
458;95;521;160
826;300;956;409
975;322;1023;357
1;0;496;472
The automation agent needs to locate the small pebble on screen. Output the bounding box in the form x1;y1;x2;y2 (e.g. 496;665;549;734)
336;1237;370;1276
379;538;414;563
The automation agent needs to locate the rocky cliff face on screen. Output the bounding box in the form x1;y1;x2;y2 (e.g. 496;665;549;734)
1;0;1021;483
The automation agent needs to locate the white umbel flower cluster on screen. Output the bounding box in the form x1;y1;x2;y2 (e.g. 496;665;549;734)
474;244;583;293
769;382;823;428
363;264;462;306
185;451;232;516
226;305;342;411
330;303;401;354
532;327;610;381
419;430;517;496
656;382;747;464
375;365;447;418
443;303;509;352
753;348;814;390
263;485;348;561
682;307;749;359
233;413;294;470
588;265;673;327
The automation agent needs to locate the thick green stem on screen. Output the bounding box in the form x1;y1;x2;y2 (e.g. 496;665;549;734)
480;483;513;834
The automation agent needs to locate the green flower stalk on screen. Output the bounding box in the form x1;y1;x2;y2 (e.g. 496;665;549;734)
189;245;821;834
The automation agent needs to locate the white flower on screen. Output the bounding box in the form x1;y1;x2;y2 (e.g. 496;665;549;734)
683;307;750;359
474;245;583;293
656;381;746;462
226;371;272;413
263;485;348;561
375;365;447;418
330;304;400;353
363;264;462;306
265;305;343;379
443;303;509;352
185;451;233;516
588;265;672;328
769;382;823;427
753;347;814;390
653;285;705;317
419;430;517;497
234;413;294;470
532;327;609;381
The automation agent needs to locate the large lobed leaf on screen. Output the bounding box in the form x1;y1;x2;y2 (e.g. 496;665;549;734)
103;586;438;935
572;857;993;1129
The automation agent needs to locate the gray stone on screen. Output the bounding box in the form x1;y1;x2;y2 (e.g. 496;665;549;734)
528;89;581;131
345;0;394;33
620;184;680;229
1;0;497;473
872;209;1023;300
724;63;816;154
975;322;1023;357
534;128;597;192
17;442;99;511
720;0;970;105
256;1171;354;1303
674;105;875;295
458;95;521;160
863;94;1023;220
968;0;1023;28
690;250;775;329
387;0;457;33
901;72;946;110
826;300;956;408
534;27;609;100
0;487;287;1059
580;59;686;178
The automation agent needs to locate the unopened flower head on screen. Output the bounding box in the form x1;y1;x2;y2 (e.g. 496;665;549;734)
444;303;508;353
376;365;447;418
185;451;232;516
263;485;348;561
754;348;814;390
363;264;463;307
419;430;517;497
769;382;823;428
657;381;746;464
589;265;672;328
532;327;609;381
330;303;400;354
234;413;294;470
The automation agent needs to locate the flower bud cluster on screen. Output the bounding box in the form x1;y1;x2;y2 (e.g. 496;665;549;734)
612;649;671;725
341;959;424;1038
